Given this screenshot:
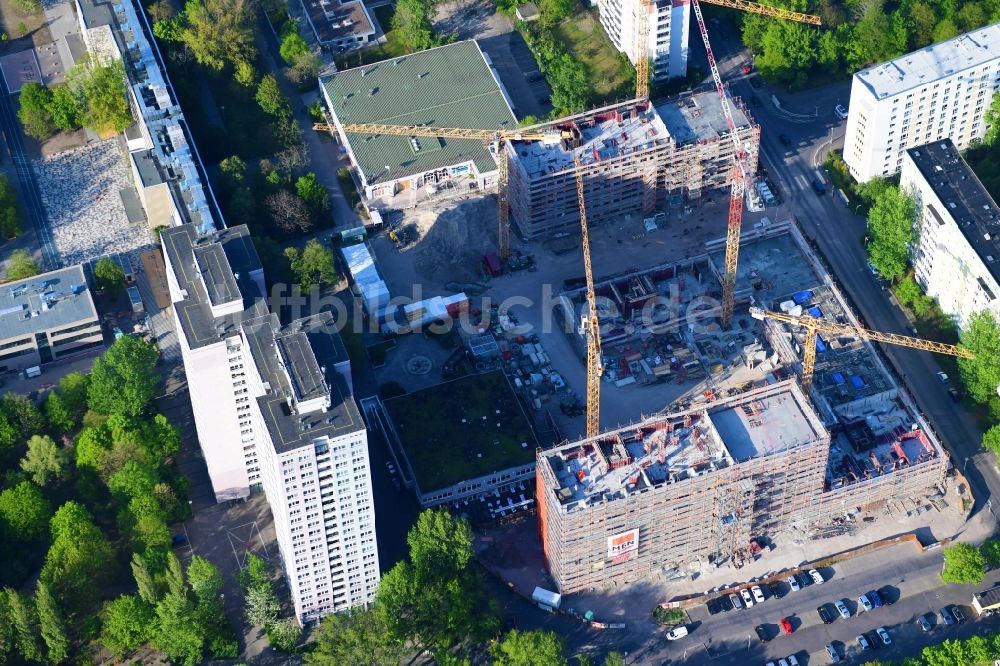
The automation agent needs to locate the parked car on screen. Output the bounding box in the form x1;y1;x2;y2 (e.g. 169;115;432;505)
876;627;891;646
729;593;743;610
755;624;769;643
817;605;833;624
826;644;841;662
751;585;766;604
797;572;813;588
666;626;688;640
951;605;966;623
937;371;949;383
808;569;825;585
940;606;955;626
787;655;800;666
949;387;962;402
778;660;790;666
779;133;792;146
868;590;884;608
835;104;849;119
740;588;755;607
707;597;727;615
768;581;784;599
857;634;871;650
835;599;851;619
918;613;933;632
780;617;794;635
787;575;801;592
812;179;827;195
878;586;896;605
858;593;874;612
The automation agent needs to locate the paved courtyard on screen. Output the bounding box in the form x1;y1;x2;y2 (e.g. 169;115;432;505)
32;138;155;266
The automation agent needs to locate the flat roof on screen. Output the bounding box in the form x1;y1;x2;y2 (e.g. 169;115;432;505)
321;40;517;185
855;22;1000;100
655;91;753;146
302;0;373;44
161;224;267;350
907;140;1000;287
193;242;240;307
243;313;364;454
710;391;822;462
0;264;97;341
384;371;537;491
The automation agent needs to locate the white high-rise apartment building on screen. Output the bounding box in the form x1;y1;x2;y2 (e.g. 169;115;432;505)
843;22;1000;183
902;139;1000;331
598;0;690;82
162;224;379;622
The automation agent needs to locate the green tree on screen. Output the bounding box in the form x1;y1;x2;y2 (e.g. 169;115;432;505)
0;592;12;665
5;249;40;280
604;653;626;666
187;555;223;605
2;392;44;434
239;552;270;590
981;538;1000;569
0;480;52;541
956;3;987;31
5;588;42;663
267;616;302;652
392;0;441;52
131;552;160;605
286;51;323;87
153;591;203;666
984;92;1000;147
42;501;114;601
279;27;310;64
256;74;290;118
165;551;187;599
245;584;280;628
102;594;155;656
907;1;938;47
35;581;69;664
109;461;159;502
377;509;499;652
984;425;1000;458
17;82;54;140
234;59;257;87
491;630;568;666
58;372;89;418
0;412;15;452
306;607;405;665
94;255;127;298
47;85;83;131
21;435;69;486
218;155;248;194
866;185;914;281
941;542;986;583
958;311;1000;404
75;423;112;473
88;335;160;416
44;390;75;434
284;240;336;290
932;18;959;42
178;0;257;71
295;172;331;217
68;59;134;134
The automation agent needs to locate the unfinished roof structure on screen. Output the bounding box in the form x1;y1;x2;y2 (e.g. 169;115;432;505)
507;92;759;240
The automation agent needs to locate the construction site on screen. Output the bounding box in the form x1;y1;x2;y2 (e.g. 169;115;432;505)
506;92;759;239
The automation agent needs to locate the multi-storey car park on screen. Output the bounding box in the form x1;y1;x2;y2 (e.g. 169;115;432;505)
902;139;1000;332
843;21;1000;183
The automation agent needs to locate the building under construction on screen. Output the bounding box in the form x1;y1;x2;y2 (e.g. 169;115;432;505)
536;378;949;594
506;92;759;239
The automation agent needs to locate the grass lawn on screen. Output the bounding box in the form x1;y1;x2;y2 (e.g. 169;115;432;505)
384;371;537;492
335;5;408;70
553;10;634;105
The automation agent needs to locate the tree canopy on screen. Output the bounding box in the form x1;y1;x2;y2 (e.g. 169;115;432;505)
5;249;40;281
17;82;54;140
491;630;568;666
67;58;134;135
392;0;444;52
306;607;405;666
42;501;114;602
958;311;1000;404
284;239;337;290
88;335;160;416
94;255;127;298
21;435;69;486
866;185;915;281
941;542;986;584
985;92;1000;148
0;174;22;239
174;0;257;71
0;480;52;542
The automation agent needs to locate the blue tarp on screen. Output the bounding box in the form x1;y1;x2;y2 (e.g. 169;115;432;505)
816;335;827;353
807;306;822;318
832;372;846;385
792;290;814;305
850;375;865;388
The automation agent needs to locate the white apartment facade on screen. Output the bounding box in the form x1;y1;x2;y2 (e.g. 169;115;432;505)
242;314;379;622
844;22;1000;183
598;0;689;82
902;140;1000;331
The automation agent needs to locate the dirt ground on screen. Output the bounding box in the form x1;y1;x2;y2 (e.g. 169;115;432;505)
33;128;86;158
0;0;51;52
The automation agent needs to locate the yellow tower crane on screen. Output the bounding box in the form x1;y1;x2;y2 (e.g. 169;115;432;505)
632;0;820;100
574;155;603;438
749;306;975;393
313;122;572;259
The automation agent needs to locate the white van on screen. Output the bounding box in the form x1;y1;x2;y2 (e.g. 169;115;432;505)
24;366;41;378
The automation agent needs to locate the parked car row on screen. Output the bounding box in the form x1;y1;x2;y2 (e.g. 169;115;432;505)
817;587;893;626
706;570;823;615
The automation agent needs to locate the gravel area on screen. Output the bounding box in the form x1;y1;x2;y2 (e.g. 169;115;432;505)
33;139;155;266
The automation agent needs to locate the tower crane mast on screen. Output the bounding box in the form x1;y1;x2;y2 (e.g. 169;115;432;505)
574;156;603;438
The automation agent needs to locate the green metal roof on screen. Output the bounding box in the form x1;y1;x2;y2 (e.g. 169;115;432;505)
321;40;517;186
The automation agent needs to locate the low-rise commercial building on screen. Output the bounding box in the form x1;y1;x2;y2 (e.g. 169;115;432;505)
902;139;1000;331
300;0;377;51
0;265;102;373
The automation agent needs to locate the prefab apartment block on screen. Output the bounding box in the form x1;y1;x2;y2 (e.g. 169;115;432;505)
506;93;759;240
